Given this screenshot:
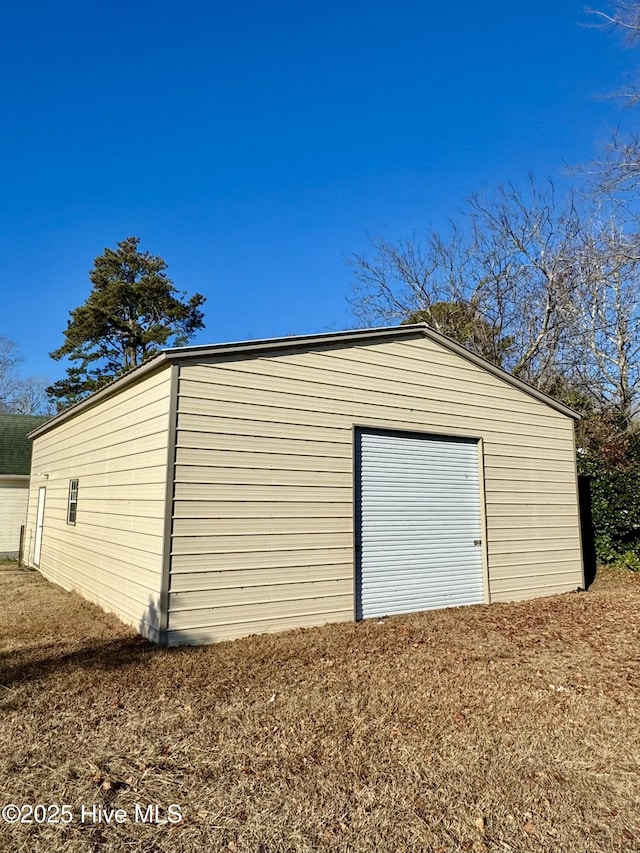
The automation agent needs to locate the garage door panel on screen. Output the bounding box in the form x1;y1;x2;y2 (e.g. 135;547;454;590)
357;430;484;619
361;493;481;503
361;517;481;528
363;587;483;612
363;506;480;529
361;545;481;560
363;572;483;593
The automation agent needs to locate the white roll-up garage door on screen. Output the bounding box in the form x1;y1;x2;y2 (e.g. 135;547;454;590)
356;430;485;619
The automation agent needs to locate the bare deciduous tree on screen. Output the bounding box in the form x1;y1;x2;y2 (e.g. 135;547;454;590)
587;2;640;39
0;336;23;411
580;2;640;197
0;335;53;415
583;132;640;202
570;221;640;422
466;180;584;386
348;178;585;388
348;228;466;326
7;378;55;416
586;2;640;105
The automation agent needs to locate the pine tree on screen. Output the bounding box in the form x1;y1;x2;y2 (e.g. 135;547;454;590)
48;237;205;408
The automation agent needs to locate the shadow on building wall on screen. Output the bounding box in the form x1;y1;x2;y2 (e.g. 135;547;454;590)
578;475;597;589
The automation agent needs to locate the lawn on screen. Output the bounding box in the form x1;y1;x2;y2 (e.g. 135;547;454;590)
1;563;639;853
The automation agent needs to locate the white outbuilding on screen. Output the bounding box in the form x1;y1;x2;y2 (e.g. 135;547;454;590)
0;414;49;560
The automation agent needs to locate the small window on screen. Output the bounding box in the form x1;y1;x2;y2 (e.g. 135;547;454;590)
67;479;79;525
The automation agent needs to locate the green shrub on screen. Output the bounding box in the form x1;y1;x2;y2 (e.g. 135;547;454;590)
619;551;640;572
576;410;640;566
593;533;623;565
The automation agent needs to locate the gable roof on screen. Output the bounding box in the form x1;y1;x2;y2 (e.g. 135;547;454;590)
29;324;580;440
0;414;51;475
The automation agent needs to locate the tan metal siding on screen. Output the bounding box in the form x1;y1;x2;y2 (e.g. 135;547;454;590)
169;337;583;644
24;367;172;642
0;479;29;556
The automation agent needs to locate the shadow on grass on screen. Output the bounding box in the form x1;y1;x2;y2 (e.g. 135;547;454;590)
0;589;185;691
0;635;162;690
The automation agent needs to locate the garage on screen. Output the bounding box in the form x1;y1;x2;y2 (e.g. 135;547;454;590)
24;323;585;645
356;429;485;619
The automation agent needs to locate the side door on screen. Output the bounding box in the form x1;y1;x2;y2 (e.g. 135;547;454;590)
33;486;46;567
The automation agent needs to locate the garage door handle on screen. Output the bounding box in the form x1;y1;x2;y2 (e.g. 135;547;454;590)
474;539;482;546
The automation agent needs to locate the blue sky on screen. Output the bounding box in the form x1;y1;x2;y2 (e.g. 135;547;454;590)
0;0;637;383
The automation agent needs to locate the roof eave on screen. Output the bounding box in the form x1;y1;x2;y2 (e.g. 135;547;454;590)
418;325;581;421
28;354;170;440
27;322;580;440
166;322;580;420
161;324;426;362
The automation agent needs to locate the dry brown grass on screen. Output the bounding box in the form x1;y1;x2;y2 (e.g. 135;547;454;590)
1;563;640;853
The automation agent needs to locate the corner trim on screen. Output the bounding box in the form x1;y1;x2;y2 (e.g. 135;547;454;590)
476;437;491;604
572;423;586;590
158;363;180;647
352;425;361;622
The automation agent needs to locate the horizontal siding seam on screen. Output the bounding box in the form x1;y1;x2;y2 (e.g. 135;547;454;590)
488;555;580;568
42;528;164;558
175;433;351;452
179;369;567;427
177;392;571;439
168;607;354;632
168;589;353;613
171;544;351;556
170;560;353;575
38;568;159;621
71;510;167;523
492;580;582;596
169;577;353;593
43;562;161;598
183;347;562;420
34;407;171;455
42;539;161;574
44;554;160;583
